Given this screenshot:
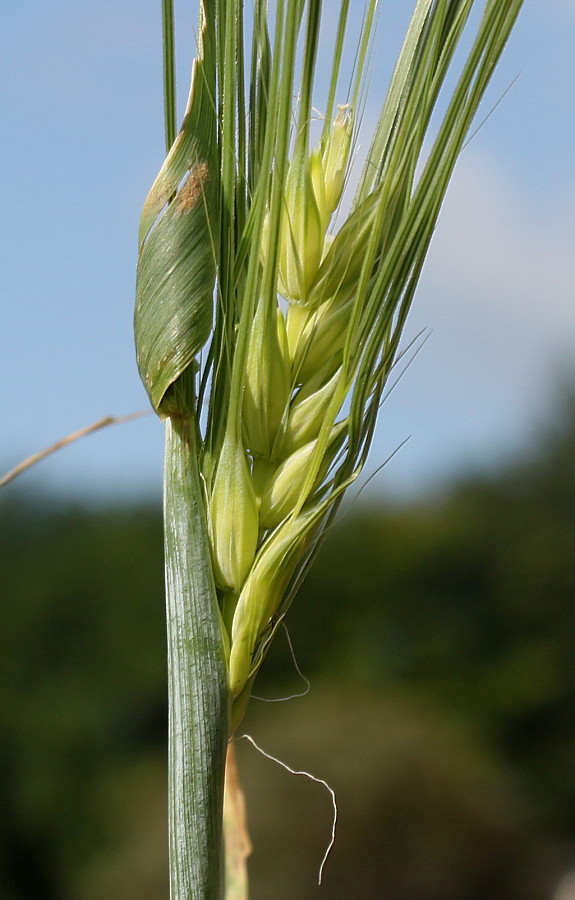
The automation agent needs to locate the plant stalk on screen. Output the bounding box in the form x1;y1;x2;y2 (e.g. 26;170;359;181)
164;413;229;899
223;742;251;899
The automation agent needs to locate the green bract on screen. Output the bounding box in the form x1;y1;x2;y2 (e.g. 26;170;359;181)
243;304;291;459
277;149;327;303
209;430;259;591
320;105;353;215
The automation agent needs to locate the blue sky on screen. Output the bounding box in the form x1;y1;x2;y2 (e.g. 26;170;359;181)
1;1;574;504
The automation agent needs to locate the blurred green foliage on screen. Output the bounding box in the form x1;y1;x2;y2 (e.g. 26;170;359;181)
2;395;575;897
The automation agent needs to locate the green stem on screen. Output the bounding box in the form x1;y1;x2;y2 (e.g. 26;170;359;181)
164;414;229;899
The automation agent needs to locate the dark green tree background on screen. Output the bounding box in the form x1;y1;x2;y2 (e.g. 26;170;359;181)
2;392;575;898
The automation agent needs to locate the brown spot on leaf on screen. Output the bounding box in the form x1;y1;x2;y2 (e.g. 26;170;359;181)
176;162;209;212
150;179;173;210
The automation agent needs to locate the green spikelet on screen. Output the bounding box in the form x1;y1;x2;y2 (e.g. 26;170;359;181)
209;431;259;592
277;149;327;304
228;509;319;698
282;364;342;456
243;303;291;459
287;294;351;383
259;421;346;530
318;104;353;216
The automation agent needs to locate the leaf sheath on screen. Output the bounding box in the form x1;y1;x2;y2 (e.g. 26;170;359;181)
164;413;229;899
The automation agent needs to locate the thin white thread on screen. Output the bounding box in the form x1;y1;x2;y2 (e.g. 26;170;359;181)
239;733;337;885
251;624;311;703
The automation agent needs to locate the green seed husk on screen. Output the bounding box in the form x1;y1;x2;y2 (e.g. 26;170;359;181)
209;431;259;592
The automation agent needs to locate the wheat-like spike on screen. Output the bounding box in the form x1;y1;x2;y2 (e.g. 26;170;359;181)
134;2;524;896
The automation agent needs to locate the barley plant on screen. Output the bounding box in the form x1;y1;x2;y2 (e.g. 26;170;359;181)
134;0;523;896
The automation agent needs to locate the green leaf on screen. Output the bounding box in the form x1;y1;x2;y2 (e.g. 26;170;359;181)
134;1;219;416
